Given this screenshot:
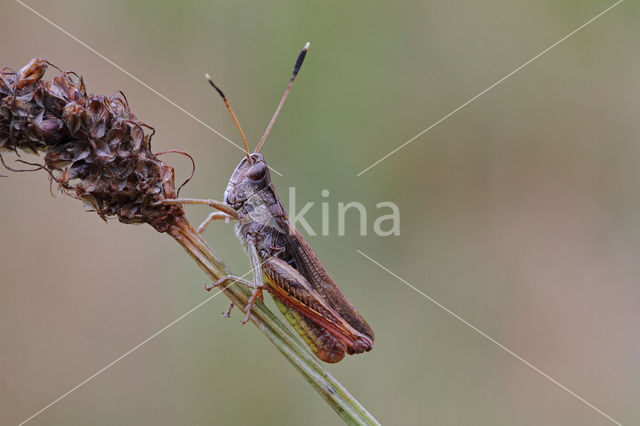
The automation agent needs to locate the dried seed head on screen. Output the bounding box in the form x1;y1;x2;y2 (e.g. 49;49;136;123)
0;58;184;232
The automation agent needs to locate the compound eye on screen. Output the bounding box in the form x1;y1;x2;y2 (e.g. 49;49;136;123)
247;163;267;181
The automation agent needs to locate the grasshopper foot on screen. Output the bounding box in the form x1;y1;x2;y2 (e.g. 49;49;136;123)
241;288;263;325
223;302;234;318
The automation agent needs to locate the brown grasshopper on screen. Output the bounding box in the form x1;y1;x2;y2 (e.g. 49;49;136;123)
166;42;373;363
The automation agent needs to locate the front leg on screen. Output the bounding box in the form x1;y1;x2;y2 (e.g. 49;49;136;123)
158;197;238;218
197;211;235;233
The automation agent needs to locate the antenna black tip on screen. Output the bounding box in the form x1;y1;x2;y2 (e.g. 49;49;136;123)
292;42;310;78
205;73;226;99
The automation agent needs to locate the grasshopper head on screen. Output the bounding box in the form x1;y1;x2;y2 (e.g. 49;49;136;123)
223;153;271;208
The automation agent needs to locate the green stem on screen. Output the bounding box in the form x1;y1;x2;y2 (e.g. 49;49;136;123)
167;215;379;425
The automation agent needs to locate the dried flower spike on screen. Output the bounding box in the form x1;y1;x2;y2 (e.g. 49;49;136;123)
0;58;183;231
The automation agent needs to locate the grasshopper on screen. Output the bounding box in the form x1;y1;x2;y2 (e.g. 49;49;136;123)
167;43;373;363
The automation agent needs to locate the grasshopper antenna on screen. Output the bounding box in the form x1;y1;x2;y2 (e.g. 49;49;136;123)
255;41;310;153
205;73;253;164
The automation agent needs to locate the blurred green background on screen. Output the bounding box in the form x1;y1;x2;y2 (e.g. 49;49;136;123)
1;0;638;424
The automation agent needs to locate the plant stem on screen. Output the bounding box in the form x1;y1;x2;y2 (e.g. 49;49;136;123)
167;215;380;425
